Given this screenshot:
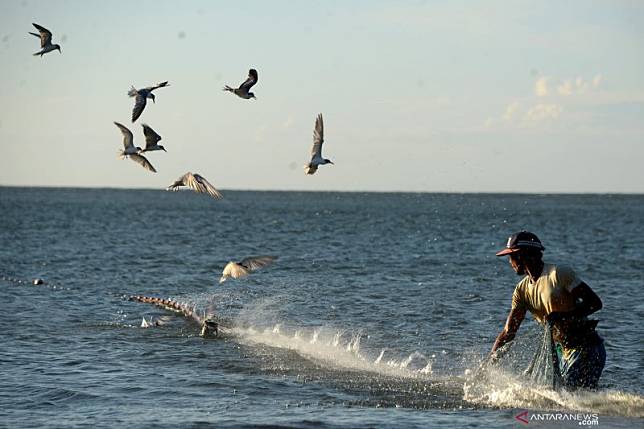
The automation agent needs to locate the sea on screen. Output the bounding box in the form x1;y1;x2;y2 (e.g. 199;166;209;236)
1;187;642;428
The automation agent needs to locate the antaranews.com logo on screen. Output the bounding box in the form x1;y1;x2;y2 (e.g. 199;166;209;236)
515;410;599;425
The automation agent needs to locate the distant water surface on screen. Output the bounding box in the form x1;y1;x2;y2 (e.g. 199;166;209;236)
1;188;642;428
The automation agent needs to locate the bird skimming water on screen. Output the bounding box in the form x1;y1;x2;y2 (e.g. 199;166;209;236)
223;69;258;99
219;256;277;283
305;114;333;175
114;122;157;173
167;172;223;200
29;23;61;56
128;81;169;122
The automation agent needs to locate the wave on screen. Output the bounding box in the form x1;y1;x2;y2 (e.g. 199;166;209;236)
464;365;644;418
231;323;434;379
228;315;644;418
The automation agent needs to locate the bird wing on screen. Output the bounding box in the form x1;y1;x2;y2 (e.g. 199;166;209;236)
311;113;324;158
239;69;258;92
114;122;134;150
222;262;249;279
239;256;277;271
131;93;147;122
147;81;169;92
166;172;190;191
32;23;52;47
129;153;157;173
189;173;223;199
142;124;162;149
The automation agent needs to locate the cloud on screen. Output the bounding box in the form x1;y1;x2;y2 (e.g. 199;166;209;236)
524;104;563;122
486;101;563;128
557;80;573;96
487;73;601;129
502;102;520;121
535;77;549;97
592;74;602;88
552;74;603;97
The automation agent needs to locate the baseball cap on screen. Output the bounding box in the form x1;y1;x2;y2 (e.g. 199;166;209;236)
496;231;545;256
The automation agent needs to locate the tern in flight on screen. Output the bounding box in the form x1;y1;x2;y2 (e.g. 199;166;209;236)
140;124;166;153
114;122;157;173
167;172;223;200
223;69;258;99
128;81;169;122
304;114;333;175
29;23;61;56
219;256;277;283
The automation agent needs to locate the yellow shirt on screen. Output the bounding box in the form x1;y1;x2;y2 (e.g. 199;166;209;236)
511;263;581;324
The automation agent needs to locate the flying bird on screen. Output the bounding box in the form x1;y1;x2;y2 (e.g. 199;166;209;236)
304;114;333;175
128;81;169;122
167;172;223;199
223;69;258;99
114;122;157;173
140;124;166;153
219;256;277;283
29;23;61;56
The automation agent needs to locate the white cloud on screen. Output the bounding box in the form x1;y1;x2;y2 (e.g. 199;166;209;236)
557;80;573;96
502;102;520;121
524;103;563;122
535;77;549;97
555;74;603;97
592;74;602;88
488;73;601;129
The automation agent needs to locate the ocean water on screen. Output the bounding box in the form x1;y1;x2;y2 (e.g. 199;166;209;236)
1;187;642;428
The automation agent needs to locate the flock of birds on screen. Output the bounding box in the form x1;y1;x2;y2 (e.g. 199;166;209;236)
29;23;323;283
31;23;335;192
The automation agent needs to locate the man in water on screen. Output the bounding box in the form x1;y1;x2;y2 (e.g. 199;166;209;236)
491;231;606;390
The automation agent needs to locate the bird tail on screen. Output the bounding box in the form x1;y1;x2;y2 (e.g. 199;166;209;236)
33;50;43;56
118;150;126;159
219;276;227;284
127;86;137;97
223;85;234;92
29;32;40;38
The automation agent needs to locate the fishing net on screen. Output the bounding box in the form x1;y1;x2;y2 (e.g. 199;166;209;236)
521;321;563;390
465;321;563;399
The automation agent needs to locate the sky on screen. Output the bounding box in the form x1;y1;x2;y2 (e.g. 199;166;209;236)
0;0;643;193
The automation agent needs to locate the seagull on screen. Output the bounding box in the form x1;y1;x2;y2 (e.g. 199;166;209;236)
305;114;333;175
140;124;166;153
128;81;170;122
219;256;277;283
167;172;223;199
29;23;61;56
223;69;258;99
114;122;157;173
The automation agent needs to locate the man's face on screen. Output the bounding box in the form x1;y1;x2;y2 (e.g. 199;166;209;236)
508;252;526;275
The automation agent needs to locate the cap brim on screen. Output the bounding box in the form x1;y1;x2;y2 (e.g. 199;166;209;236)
496;248;520;257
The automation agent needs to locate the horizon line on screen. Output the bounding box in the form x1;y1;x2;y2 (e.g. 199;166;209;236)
1;184;642;196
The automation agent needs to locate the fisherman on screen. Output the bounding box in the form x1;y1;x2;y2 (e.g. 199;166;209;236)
491;231;606;390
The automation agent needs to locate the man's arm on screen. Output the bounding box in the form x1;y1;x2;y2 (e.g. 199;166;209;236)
492;306;526;353
547;281;602;324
